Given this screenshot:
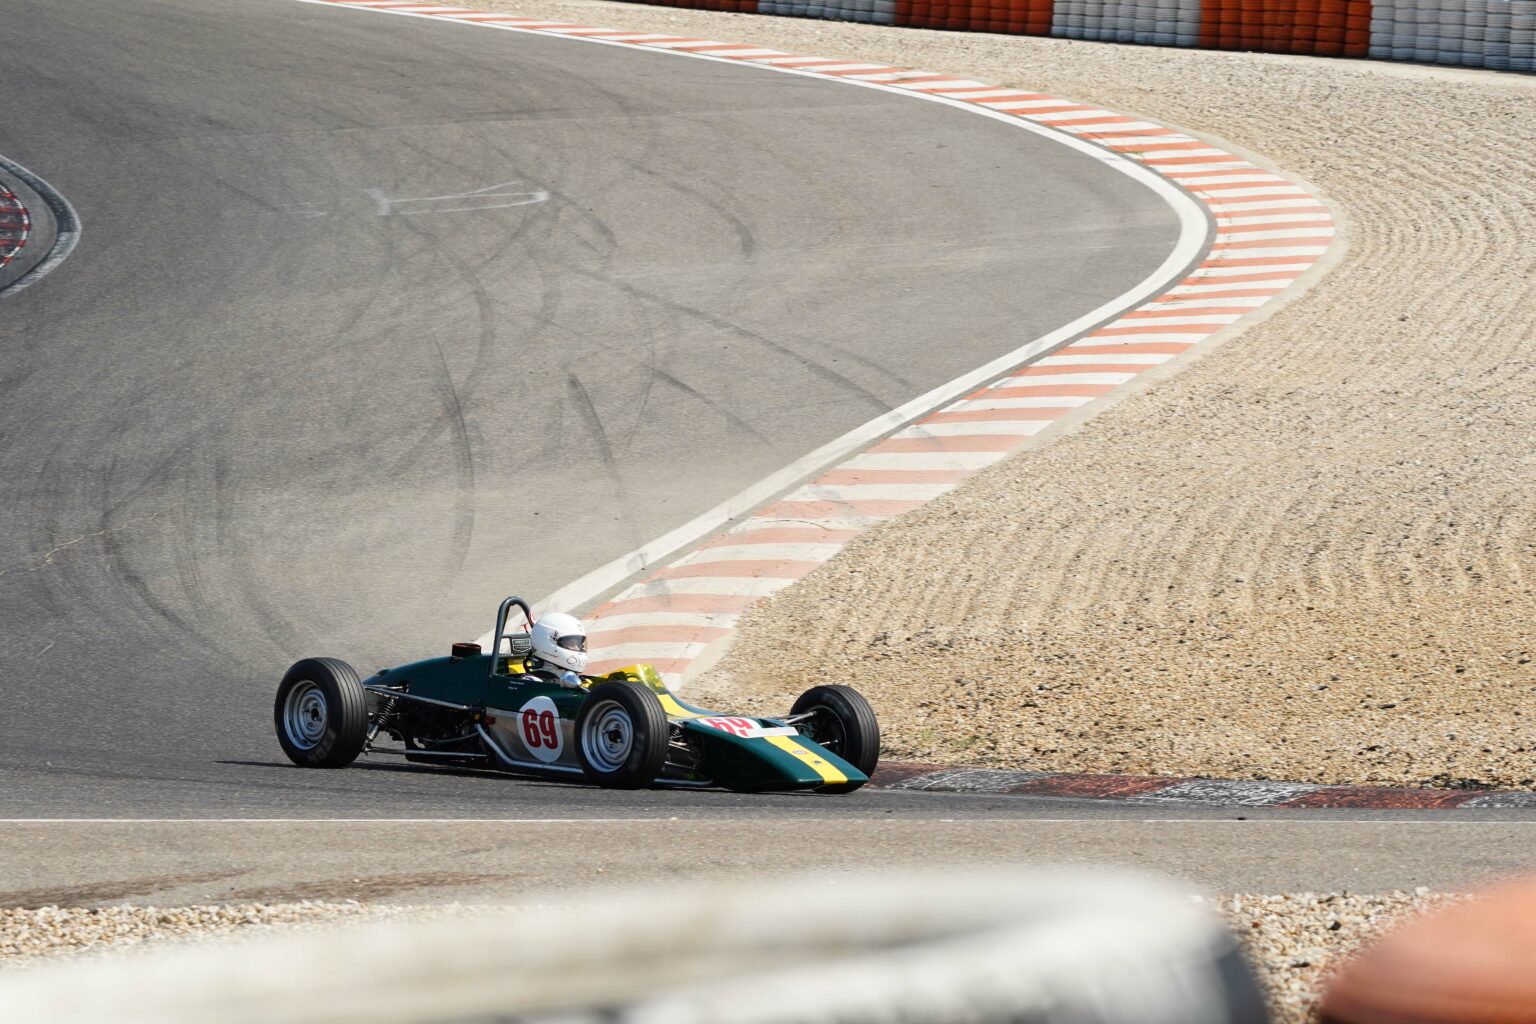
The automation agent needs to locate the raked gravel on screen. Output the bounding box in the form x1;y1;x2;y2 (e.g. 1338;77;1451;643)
0;893;1453;1023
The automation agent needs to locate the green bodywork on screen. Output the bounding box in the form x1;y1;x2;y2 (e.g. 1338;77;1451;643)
368;655;865;791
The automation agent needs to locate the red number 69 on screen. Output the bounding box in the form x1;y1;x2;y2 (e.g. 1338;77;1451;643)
522;709;559;748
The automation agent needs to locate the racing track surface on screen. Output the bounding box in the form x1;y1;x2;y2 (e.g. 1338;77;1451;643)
1;1;1533;900
0;0;1186;817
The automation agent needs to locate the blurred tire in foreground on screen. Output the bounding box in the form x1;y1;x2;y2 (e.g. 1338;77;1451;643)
1322;876;1536;1024
0;869;1267;1024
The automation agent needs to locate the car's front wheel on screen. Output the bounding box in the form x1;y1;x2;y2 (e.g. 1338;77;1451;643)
274;657;369;768
574;680;668;789
791;684;880;793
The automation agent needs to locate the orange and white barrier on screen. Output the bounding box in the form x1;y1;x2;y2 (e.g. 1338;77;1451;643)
632;0;1536;70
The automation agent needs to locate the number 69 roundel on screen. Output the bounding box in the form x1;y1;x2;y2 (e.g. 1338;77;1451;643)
517;695;563;763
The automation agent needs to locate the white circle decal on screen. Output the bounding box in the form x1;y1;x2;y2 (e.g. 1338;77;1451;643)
517;696;564;763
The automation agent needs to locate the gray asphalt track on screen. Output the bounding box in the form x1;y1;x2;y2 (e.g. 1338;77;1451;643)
0;0;1191;816
5;816;1536;902
0;0;1532;899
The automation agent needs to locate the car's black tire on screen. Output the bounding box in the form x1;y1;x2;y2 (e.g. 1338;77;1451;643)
274;657;369;768
791;684;880;793
574;680;669;789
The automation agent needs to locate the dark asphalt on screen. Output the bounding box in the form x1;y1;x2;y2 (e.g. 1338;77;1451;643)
3;0;1171;818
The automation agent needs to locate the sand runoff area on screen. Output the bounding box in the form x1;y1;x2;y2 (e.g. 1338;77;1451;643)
444;0;1534;789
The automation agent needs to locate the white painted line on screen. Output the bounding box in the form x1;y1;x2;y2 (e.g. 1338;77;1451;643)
997;371;1141;386
1028;109;1117;122
932;88;1040;100
1091;134;1192;146
1224;212;1332;226
1146;161;1254;173
641;38;730;47
1036;352;1178;364
779;482;958;501
1187;185;1308;199
5;815;1523;824
0;818;678;824
783;62;891;71
896;78;989;90
981;98;1087;110
953;396;1097;411
1059;121;1164;133
1119;147;1232;159
894;420;1049;437
695;47;786;57
673;542;846;563
589;640;710;660
1167;281;1289;294
1208;245;1329;259
725;516;874;534
1079;332;1212;344
586;611;741;630
842;452;1008;471
1207;198;1326;213
1142;295;1272;310
618;577;800;598
752;55;843;64
1192;263;1314;277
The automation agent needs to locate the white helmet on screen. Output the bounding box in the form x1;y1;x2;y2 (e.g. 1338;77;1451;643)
530;611;588;674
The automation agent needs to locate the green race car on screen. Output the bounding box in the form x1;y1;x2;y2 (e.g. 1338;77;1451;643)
274;596;879;792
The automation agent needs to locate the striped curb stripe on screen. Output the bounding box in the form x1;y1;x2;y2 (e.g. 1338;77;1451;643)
305;0;1332;684
0;184;29;269
871;763;1536;808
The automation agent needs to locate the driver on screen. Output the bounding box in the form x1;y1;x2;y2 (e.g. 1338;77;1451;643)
524;612;589;689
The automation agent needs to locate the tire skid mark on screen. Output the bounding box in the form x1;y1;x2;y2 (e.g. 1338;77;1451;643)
300;0;1328;689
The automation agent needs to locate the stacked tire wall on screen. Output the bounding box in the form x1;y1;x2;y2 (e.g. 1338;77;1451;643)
635;0;1535;69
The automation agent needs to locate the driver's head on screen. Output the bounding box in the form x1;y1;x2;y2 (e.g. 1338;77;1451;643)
530;612;588;674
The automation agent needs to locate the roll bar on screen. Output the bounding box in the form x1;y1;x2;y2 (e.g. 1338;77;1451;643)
489;596;535;678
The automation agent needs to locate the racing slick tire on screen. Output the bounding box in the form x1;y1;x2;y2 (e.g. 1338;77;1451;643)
574;680;668;789
791;684;880;793
274;657;369;769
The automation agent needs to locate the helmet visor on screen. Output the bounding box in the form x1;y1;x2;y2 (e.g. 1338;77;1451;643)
556;634;587;653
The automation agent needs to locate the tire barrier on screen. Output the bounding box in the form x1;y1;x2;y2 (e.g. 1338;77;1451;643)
0;870;1270;1024
0;184;27;270
0;155;81;299
631;0;1536;70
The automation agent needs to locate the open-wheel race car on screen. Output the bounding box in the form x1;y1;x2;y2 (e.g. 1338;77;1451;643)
273;596;880;792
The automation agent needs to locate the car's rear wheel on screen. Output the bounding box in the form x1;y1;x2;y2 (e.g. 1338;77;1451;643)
574;680;668;789
791;684;880;793
274;657;369;768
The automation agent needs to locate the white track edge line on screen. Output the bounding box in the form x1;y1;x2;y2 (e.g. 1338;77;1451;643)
294;0;1208;628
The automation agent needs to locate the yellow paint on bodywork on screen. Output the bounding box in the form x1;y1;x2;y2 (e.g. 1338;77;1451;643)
598;664;703;718
766;735;848;786
658;694;701;719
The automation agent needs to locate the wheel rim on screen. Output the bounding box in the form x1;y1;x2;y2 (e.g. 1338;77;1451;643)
800;705;846;755
283;681;329;750
582;701;634;773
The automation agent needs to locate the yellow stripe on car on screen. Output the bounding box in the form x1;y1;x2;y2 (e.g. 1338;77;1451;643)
766;735;848;786
658;694;701;719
